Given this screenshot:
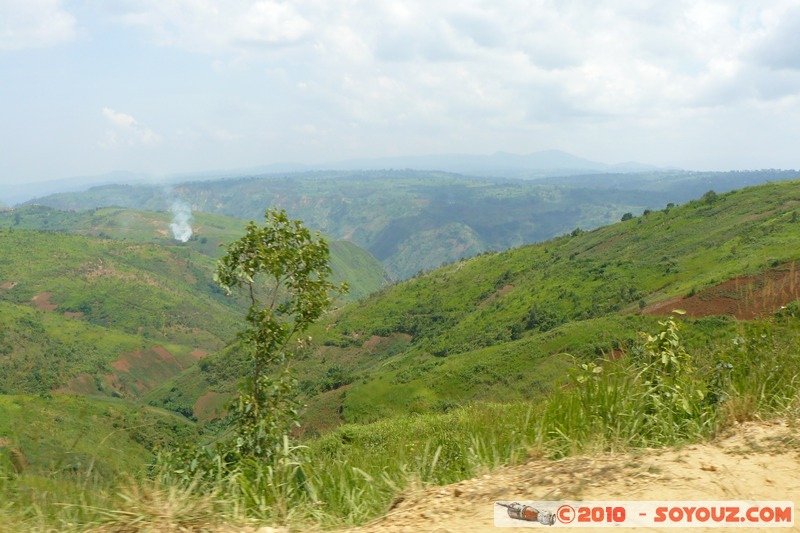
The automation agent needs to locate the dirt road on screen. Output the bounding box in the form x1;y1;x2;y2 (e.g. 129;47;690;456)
340;419;800;532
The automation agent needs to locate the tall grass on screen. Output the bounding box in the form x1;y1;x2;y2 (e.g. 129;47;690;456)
3;313;800;531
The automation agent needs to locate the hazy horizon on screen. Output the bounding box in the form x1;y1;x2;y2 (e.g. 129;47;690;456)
3;1;800;187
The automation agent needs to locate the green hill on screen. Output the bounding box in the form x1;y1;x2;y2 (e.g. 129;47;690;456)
0;393;198;510
26;169;798;279
0;212;385;400
150;180;800;429
6;179;800;532
0;229;239;347
0;213;385;485
0;229;243;401
0;206;389;301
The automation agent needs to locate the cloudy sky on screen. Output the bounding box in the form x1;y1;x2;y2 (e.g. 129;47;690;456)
2;0;800;186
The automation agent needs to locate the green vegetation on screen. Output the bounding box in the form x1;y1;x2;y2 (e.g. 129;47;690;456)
0;230;240;376
2;310;798;531
0;300;197;395
213;209;346;458
0;229;244;401
27;169;799;279
0;205;388;301
353;181;799;338
0;229;239;347
0;395;196;477
165;180;800;428
3;180;800;531
0;394;198;531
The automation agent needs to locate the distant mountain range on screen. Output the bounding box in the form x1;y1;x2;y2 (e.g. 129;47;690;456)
3;150;662;205
248;149;665;177
22;168;800;279
3;171;153;205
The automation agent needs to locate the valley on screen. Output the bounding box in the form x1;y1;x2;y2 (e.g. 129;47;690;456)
149;179;800;431
2;176;800;531
24;169;796;279
6;3;800;530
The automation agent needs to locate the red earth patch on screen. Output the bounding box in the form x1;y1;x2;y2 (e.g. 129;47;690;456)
479;284;514;308
189;349;209;360
643;263;800;319
363;335;387;351
30;292;57;312
55;374;97;396
193;391;230;422
59;346;196;398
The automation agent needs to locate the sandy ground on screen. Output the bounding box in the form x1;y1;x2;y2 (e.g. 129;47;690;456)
335;419;800;533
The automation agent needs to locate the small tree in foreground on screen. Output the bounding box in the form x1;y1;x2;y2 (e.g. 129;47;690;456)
215;209;347;458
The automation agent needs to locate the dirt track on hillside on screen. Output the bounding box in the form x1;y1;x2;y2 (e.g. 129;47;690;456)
337;419;800;533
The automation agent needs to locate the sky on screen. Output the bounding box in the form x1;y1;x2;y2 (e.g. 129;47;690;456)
2;0;800;187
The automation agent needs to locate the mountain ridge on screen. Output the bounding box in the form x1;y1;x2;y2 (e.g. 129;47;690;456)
146;179;800;430
2;150;658;205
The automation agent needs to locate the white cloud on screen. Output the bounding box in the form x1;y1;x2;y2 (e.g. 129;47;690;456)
0;0;76;51
101;107;162;148
750;4;800;71
32;1;800;173
113;0;312;54
103;108;138;128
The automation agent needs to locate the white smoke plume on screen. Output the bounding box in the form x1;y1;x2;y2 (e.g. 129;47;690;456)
169;200;193;242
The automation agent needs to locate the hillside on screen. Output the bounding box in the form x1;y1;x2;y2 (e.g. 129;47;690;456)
22;171;661;279
151;180;800;429
0;229;242;399
25;169;798;279
0;206;389;301
5;181;800;532
0;212;386;401
0;218;384;486
0;394;196;480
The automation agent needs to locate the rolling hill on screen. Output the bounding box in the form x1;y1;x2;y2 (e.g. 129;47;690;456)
5;178;800;532
0;209;388;481
0;394;196;479
25;169;799;279
0;205;389;301
0;206;386;401
147;180;800;431
0;229;241;398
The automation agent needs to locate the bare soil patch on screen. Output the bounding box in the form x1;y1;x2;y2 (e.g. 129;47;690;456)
82;261;176;293
30;292;57;312
153;345;178;363
189;349;210;360
110;352;136;373
194;391;230;422
62;346;192;398
363;335;388;351
337;420;800;533
0;281;17;290
55;374;96;396
479;284;514;308
644;263;800;319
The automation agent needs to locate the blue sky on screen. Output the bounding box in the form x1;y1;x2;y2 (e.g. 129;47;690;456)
2;0;800;187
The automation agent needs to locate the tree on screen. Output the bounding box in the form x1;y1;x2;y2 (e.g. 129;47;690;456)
215;209;347;458
621;212;634;221
702;190;718;204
